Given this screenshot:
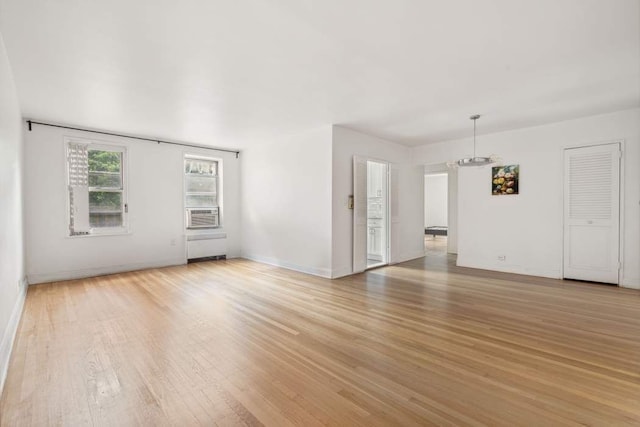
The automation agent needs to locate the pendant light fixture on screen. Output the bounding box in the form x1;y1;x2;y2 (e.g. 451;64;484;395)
456;114;496;167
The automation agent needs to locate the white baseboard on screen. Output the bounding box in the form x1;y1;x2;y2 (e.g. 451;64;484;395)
621;277;639;290
0;277;27;397
241;254;332;279
27;257;187;284
330;251;426;279
395;251;426;264
456;256;562;279
330;266;354;279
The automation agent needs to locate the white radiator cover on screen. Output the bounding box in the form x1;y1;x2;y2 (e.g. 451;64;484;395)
187;233;227;259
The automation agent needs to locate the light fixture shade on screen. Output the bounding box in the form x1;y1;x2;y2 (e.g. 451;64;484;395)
457;156;494;167
451;114;498;168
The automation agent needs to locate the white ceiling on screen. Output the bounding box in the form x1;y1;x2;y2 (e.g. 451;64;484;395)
0;0;638;148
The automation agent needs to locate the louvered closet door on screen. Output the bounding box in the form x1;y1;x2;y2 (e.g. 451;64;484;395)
563;143;620;284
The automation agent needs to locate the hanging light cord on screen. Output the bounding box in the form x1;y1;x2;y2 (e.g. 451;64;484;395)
473;117;477;158
451;113;493;167
470;114;480;158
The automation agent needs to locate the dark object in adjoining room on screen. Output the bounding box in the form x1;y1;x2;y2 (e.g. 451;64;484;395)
425;226;447;237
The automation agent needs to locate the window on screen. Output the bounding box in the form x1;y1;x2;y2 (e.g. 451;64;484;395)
185;156;220;228
67;139;127;236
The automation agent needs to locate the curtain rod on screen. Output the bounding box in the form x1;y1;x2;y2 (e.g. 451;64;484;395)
26;120;240;158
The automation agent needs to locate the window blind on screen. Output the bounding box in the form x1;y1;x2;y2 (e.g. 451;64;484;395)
68;142;90;234
568;151;613;220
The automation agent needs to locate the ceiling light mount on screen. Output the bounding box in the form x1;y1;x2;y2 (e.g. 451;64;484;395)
455;114;496;167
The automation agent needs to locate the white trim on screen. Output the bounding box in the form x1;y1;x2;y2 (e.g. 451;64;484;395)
353;156;369;273
64;136;130;237
621;277;639;290
395;251;427;264
562;137;626;151
353;156;392;271
330;266;354;279
241;254;332;279
457;256;562;279
0;278;27;397
561;140;624;285
27;257;186;285
183;152;224;231
618;141;626;286
332;251;425;279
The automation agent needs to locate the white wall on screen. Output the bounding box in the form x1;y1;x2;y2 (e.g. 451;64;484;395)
241;125;424;279
332;126;424;278
0;31;26;395
447;169;458;254
412;108;640;288
240;126;333;277
424;174;448;227
24;125;241;284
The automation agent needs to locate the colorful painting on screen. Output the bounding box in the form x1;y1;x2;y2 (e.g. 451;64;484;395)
492;165;519;195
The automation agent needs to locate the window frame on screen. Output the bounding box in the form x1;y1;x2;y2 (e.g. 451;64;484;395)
65;137;129;237
184;154;222;229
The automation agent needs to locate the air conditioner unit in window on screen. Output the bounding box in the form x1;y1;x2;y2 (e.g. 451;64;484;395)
186;207;219;228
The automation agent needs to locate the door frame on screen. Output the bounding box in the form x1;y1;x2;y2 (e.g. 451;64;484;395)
423;162;457;254
352;156;391;273
366;159;390;270
561;139;625;284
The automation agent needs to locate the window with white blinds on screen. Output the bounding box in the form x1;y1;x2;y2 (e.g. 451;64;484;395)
67;139;127;236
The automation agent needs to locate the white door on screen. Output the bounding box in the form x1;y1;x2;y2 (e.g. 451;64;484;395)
389;163;400;264
563;143;620;284
353;156;368;273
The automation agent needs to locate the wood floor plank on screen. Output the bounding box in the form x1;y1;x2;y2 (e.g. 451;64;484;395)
1;252;640;426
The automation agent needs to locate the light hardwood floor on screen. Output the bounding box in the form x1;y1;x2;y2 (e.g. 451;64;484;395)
1;255;639;426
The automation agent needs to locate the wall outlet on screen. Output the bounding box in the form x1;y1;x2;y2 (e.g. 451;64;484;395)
497;255;506;261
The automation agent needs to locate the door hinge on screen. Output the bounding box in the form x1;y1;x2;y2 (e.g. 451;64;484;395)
125;203;129;213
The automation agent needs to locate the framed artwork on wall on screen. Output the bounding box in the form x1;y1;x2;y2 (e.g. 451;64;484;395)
492;165;519;195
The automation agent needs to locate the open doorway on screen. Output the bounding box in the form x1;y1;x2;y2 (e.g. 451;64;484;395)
367;160;388;268
424;173;448;255
353;157;391;273
423;163;457;257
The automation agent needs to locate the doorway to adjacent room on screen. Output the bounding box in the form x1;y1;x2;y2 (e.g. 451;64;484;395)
424;172;448;255
366;160;389;268
353;157;390;272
